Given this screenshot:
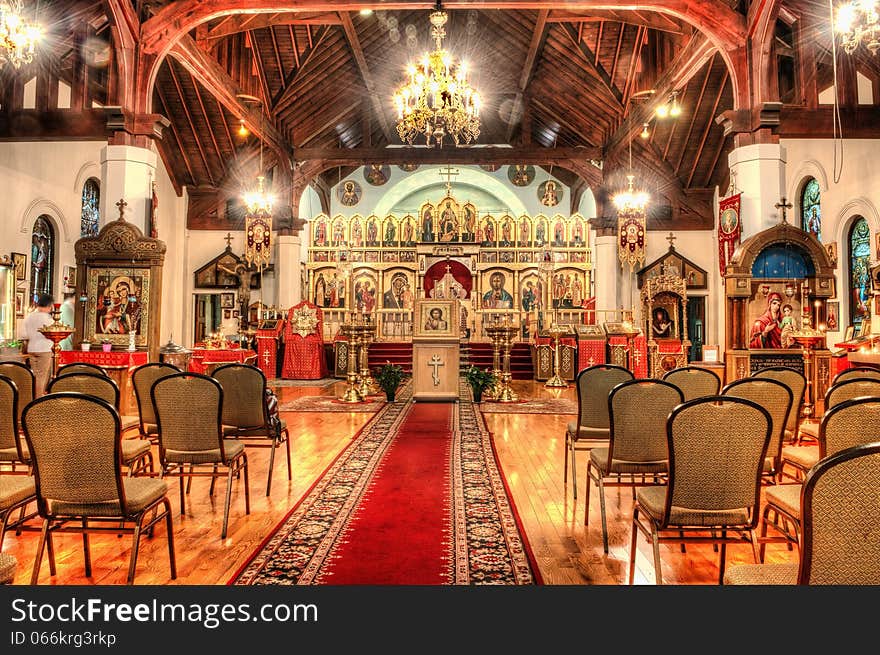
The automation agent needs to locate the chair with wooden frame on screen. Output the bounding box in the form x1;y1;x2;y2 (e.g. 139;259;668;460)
661;366;721;402
586;378;683;553
151;372;250;540
0;552;16;584
721;377;793;484
55;362;108;379
22;392;175;585
565;364;634;499
0;362;35;426
46;373;153;476
211;363;291;496
758;396;880;562
726;441;880;585
782;378;880;481
752;366;806;445
628;396;771;585
131;362;180;443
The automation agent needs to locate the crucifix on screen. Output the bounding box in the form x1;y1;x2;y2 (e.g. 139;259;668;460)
775;197;793;224
428;354;444;386
439;165;459;196
666;232;677;249
224;232;233;248
115;198;127;220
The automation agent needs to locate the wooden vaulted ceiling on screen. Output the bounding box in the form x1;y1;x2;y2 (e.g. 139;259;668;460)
3;1;879;228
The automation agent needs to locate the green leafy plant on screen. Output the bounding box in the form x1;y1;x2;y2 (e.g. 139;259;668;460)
374;361;405;396
0;339;22;350
464;366;496;397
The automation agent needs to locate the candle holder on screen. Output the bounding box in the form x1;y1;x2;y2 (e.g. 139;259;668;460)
484;316;519;403
339;321;364;403
544;323;569;388
38;303;74;378
355;321;377;397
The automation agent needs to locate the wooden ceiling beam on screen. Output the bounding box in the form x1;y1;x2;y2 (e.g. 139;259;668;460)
547;9;687;35
338;12;392;143
674;64;711;176
507;9;549;143
155;86;196;186
142;2;746;56
246;30;273;108
272;25;334;111
204;12;341;40
559;22;622;107
168;34;292;167
687;68;727;187
292;145;603;165
167;61;216;187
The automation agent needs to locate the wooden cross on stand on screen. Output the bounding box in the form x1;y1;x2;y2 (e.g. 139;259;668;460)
775;197;793;224
439;166;459;196
666;232;677;249
115;198;127;220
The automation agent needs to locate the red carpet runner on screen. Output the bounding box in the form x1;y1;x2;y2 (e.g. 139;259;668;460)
231;383;541;585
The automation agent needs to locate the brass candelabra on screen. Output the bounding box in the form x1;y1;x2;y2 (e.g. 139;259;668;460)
484;316;519;403
38;303;74;378
339;321;364;403
544;324;569;388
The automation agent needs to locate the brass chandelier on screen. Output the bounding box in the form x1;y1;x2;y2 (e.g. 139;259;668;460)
392;2;481;147
0;1;41;69
835;0;880;55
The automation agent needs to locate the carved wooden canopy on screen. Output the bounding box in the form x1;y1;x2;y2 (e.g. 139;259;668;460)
74;215;166;266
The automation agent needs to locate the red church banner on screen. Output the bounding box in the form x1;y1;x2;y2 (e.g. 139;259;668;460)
245;214;272;268
718;192;741;277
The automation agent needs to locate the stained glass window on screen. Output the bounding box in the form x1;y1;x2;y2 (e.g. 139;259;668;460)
849;216;870;330
29;215;54;304
801;177;821;241
81;178;100;237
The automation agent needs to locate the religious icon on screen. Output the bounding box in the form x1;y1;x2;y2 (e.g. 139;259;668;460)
363;164;390;186
421;204;435;242
337;180;362;206
500;217;514;247
826;301;839;331
93;272;145;337
535;218;548;245
350;218;363;247
482;271;513;309
538;180;561;207
651;307;673;339
398;163;419;172
314;271;327;307
553;220;566;247
508;164;535;187
366;217;379;246
462;204;477;241
720;206;739;235
438;200;458;242
402;216;416;246
749;291;784;349
518;216;531;246
383;271;409;309
423;307;448;331
480;164;501;172
383;218;397;245
331;219;346;245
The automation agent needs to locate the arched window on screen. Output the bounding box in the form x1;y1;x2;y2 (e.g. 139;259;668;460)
848;216;871;330
801;177;821;241
81;178;100;237
29;215;55;304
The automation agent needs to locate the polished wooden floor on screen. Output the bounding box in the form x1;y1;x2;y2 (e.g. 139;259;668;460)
2;379;799;585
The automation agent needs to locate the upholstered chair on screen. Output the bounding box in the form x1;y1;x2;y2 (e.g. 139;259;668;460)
55;362;108;379
22;392;175;584
565;365;634;499
586;378;683;553
752;367;806;445
727;442;880;585
212;363;291;496
0;375;29;471
131;362;180;442
628;396;771;584
831;366;880;385
0;362;34;425
661;366;720;402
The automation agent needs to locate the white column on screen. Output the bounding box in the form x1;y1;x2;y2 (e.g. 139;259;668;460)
276;234;302;310
100;145;157;234
727;143;787;239
593;234;619;319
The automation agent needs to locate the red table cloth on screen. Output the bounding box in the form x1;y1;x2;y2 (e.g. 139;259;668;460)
188;348;256;374
281;301;327;379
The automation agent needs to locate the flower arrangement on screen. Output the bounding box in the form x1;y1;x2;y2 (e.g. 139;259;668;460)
374;361;405;401
463;366;496;402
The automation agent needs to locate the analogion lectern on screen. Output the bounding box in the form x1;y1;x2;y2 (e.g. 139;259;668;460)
412;299;459;402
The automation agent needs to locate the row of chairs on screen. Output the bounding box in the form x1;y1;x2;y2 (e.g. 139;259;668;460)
0;360;292;584
567;363;880;584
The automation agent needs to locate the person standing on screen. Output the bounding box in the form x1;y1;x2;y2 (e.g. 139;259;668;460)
59;291;76;350
23;293;54;397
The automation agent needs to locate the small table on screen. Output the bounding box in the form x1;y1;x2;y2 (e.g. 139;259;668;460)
59;350;148;415
188;348;257;375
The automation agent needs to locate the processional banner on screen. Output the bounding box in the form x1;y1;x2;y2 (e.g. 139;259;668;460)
718;193;741;277
617;209;646;270
245;214;272;268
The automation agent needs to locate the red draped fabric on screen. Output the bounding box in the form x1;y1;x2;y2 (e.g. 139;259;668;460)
281;301;327;379
577;338;606;371
188;348;256;374
59;350;147;373
607;335;648;378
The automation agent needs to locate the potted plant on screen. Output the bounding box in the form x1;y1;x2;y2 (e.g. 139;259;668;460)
374;361;405;402
101;338;113;352
80;341;92;352
464;366;496;403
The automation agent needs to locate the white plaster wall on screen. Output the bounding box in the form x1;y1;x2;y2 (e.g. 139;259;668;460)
782;138;880;341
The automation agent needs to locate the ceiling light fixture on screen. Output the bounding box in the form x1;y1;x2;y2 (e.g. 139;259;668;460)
640;122;650;139
0;1;41;69
835;0;880;54
237;118;249;138
392;0;481;147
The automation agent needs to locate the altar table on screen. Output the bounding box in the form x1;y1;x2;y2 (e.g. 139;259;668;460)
188;348;257;375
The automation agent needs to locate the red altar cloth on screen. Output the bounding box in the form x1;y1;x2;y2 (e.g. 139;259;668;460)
60;350;148;372
607;334;648;378
256;319;285;380
577;338;606;371
188;348;256;374
281;301;327;379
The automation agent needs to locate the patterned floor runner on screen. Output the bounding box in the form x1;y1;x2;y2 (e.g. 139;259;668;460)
478;397;577;415
231;382;541;585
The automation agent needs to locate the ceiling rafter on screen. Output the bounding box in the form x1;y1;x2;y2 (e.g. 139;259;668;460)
674;65;711;176
246;30;273;107
547;8;687;35
687;68;728;187
559;22;623;106
507;8;550;143
167;61;216;187
338;12;392;143
204;12;341;41
272;25;334;111
155;80;196;186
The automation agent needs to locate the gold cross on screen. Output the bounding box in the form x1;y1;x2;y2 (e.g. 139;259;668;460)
775;197;793;224
115;198;127;220
429;354;444;386
666;232;677;248
439;166;459;195
224;232;233;248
